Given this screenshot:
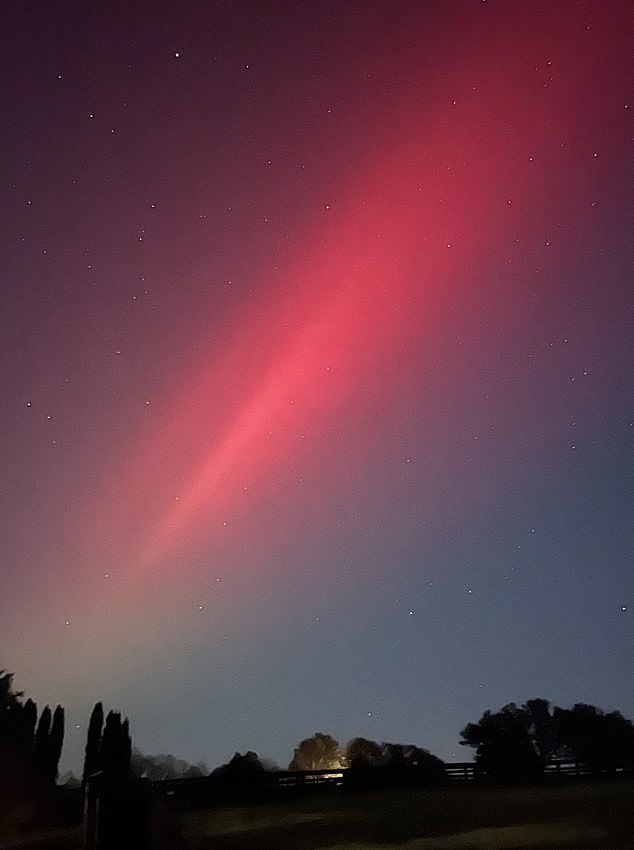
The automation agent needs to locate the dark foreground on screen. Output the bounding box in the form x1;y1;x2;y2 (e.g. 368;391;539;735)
3;780;634;850
182;781;634;850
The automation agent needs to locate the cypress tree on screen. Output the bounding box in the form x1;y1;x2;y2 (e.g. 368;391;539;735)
82;703;132;784
120;717;132;777
46;705;65;783
33;705;52;774
21;698;38;751
100;711;121;776
100;712;132;778
0;671;23;743
83;702;104;783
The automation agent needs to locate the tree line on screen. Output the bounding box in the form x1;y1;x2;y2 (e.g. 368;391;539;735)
0;671;65;783
282;700;634;785
459;698;634;781
3;664;634;824
0;671;65;832
288;732;446;785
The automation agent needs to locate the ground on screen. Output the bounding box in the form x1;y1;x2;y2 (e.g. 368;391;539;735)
182;780;634;850
2;780;633;849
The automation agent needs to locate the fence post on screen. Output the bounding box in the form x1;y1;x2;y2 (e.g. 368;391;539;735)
83;777;100;850
82;776;153;850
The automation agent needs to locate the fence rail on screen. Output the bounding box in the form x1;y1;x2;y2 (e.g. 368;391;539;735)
144;760;633;801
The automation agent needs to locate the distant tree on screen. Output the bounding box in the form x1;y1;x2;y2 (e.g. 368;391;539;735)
289;733;344;770
0;672;33;823
345;737;383;769
120;717;132;774
0;671;63;834
344;739;445;788
46;706;65;783
21;698;38;750
460;703;543;782
83;702;104;783
0;672;30;753
131;748;207;780
461;698;634;781
100;711;119;775
182;762;208;778
382;742;409;768
554;703;634;773
522;699;560;762
383;742;445;778
0;671;23;710
29;703;65;784
83;703;132;787
33;705;52;776
211;751;266;791
115;712;132;778
101;711;131;779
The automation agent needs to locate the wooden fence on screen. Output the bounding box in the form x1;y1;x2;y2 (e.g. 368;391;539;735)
145;760;634;802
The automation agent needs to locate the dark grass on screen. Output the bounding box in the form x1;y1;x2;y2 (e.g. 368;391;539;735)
3;780;632;849
182;780;634;850
0;826;82;850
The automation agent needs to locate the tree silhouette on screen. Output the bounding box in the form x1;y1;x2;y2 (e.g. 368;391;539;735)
32;705;52;776
81;705;135;850
554;703;634;773
101;711;132;779
21;698;38;750
383;742;445;779
45;705;65;783
461;698;634;781
83;702;104;782
289;733;344;770
211;751;267;792
0;672;66;834
1;672;25;751
120;717;132;775
343;739;445;788
0;670;23;708
131;747;207;780
345;737;383;769
522;698;560;763
460;703;543;782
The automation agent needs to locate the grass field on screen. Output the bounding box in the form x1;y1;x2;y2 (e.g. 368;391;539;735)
182;781;634;850
2;780;632;849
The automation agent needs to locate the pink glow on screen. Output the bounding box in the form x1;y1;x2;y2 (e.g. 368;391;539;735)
75;0;624;581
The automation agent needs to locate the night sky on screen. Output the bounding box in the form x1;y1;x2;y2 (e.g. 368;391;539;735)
1;0;632;777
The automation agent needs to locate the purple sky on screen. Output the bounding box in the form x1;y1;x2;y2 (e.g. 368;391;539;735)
1;0;632;776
